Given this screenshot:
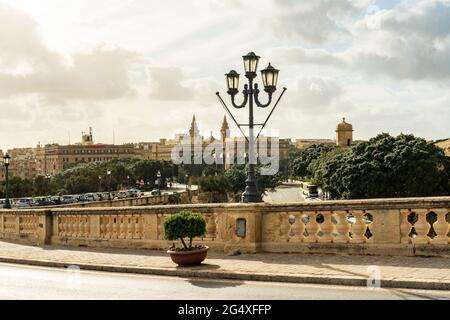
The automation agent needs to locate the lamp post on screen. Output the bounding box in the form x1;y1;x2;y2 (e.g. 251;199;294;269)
45;174;51;196
185;174;189;191
106;170;111;199
156;171;162;195
98;175;102;192
223;52;280;203
3;153;11;209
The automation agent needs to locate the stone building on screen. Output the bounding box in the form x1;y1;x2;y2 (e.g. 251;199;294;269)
294;139;335;150
336;117;354;147
136;115;291;166
8;148;37;180
34;129;137;176
435;139;450;156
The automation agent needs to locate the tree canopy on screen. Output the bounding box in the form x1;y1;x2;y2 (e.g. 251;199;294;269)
314;134;450;199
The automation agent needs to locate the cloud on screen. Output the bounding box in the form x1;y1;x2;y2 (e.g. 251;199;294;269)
286;77;344;113
0;3;136;102
267;0;373;44
273;46;346;68
273;1;450;82
346;0;450;80
148;67;193;101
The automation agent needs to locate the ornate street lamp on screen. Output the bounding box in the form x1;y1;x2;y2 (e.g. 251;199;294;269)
221;52;285;203
156;171;162;195
106;170;112;199
3;153;11;209
98;175;102;192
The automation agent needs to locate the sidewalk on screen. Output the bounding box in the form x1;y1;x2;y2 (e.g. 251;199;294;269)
0;240;448;290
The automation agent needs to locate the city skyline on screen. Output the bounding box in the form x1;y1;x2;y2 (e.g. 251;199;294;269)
1;0;450;150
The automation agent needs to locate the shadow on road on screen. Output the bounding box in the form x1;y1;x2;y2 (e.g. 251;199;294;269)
186;278;244;288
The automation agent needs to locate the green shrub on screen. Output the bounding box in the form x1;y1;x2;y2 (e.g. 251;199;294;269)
164;211;206;250
168;192;181;204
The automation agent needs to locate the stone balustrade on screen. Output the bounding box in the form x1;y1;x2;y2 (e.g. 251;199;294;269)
45;190;198;209
0;196;449;257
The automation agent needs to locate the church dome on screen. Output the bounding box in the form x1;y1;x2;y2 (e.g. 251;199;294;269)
336;118;353;131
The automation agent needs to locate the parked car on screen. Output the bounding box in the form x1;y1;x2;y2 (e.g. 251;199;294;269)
127;189;142;198
150;189;161;196
50;196;62;205
61;195;77;204
83;193;99;202
116;191;128;199
100;192;112;201
16;198;32;208
32;197;53;206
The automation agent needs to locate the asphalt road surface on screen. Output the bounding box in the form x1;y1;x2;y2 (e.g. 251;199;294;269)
0;263;448;300
263;184;306;203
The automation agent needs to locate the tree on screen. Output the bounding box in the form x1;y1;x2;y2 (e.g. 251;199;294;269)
198;175;230;193
164;211;206;250
290;144;337;179
224;165;247;193
320;133;450;199
8;177;34;198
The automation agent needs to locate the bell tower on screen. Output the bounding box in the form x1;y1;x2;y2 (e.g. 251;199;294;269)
336;118;353;147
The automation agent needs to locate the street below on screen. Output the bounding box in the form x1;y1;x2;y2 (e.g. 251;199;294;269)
0;262;448;300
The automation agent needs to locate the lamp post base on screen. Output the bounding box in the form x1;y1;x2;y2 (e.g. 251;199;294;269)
241;190;262;203
3;201;11;209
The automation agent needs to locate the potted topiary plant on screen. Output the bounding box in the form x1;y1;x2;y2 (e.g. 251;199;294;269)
164;210;208;266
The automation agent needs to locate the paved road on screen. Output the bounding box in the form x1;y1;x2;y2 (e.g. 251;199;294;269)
0;263;448;300
263;184;306;203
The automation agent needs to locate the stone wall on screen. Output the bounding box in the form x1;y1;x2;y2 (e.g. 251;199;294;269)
0;196;449;257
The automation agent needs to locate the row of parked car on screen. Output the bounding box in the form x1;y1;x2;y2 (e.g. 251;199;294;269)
1;189;145;208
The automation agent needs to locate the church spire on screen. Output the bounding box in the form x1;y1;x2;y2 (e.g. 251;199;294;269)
189;114;199;138
221;115;229;140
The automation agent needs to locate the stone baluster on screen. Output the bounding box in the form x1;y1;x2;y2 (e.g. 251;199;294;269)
127;216;134;239
350;210;366;243
84;216;90;238
106;216;113;239
157;214;165;240
400;209;412;244
279;213;291;242
318;211;334;243
63;216;69;237
67;216;74;238
58;216;65;236
78;216;85;238
288;212;305;242
77;215;83;238
74;215;83;238
333;211;350;243
412;209;430;244
111;215;120;239
136;216;144;239
206;213;216;239
100;216;106;238
303;211;319;243
118;215;126;239
72;216;78;238
431;209;449;245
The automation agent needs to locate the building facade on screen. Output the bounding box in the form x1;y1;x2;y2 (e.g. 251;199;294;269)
436;139;450;157
2;117;361;179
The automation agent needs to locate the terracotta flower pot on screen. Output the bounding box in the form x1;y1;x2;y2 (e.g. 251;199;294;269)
167;246;209;266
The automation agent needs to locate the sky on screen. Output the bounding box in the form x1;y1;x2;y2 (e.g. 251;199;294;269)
0;0;449;149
